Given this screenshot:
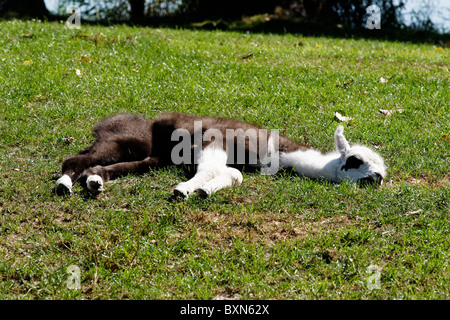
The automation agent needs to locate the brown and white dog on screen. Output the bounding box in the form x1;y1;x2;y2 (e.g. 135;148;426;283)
55;113;386;197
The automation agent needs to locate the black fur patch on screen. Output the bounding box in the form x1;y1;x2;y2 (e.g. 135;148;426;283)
341;156;364;171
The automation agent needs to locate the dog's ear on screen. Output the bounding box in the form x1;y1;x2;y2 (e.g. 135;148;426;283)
335;126;350;156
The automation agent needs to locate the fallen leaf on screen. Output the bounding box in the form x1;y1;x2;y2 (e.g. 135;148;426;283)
81;55;91;62
73;35;89;40
6;34;17;42
442;134;449;140
379;109;404;116
335;112;354;122
379;109;393;116
21;34;35;38
336;78;354;88
241;53;254;60
405;209;423;216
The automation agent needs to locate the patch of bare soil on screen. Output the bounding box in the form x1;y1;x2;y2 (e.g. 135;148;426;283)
185;209;356;246
388;173;449;188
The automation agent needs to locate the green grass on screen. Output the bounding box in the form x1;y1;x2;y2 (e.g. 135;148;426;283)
0;19;449;300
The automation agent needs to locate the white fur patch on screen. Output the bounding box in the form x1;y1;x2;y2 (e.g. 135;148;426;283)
173;181;197;197
174;146;244;198
279;141;386;184
55;174;72;195
86;174;104;193
348;145;386;178
280;149;341;182
197;147;228;172
198;167;243;196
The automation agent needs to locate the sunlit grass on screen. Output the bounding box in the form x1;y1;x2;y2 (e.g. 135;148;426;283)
0;19;448;299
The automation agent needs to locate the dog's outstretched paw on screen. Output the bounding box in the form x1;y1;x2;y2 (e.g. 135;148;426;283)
173;182;195;199
173;188;188;199
55;175;72;196
195;188;209;199
86;175;104;194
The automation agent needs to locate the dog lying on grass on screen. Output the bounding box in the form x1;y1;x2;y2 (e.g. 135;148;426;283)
55;113;386;197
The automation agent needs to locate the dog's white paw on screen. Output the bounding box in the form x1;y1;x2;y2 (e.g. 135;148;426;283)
195;188;210;199
87;175;104;194
55;175;72;195
173;182;195;199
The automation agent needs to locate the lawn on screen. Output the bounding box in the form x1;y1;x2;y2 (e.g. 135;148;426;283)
0;19;448;300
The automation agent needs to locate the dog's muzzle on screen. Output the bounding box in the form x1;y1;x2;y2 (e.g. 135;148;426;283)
358;173;383;187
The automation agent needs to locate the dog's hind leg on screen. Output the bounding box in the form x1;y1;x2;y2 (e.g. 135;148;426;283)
55;154;93;195
195;167;243;198
55;136;152;195
173;146;243;198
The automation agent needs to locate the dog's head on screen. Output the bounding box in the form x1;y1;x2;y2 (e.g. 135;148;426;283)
334;126;386;186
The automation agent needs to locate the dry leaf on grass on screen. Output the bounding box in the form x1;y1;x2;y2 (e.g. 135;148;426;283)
405;209;423;216
335;112;354;122
379;109;404;116
241;53;254;60
380;75;396;83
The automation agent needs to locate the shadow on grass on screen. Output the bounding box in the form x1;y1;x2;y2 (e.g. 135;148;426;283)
35;13;450;45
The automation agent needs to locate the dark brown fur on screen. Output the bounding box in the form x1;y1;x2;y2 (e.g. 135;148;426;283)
59;113;306;191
